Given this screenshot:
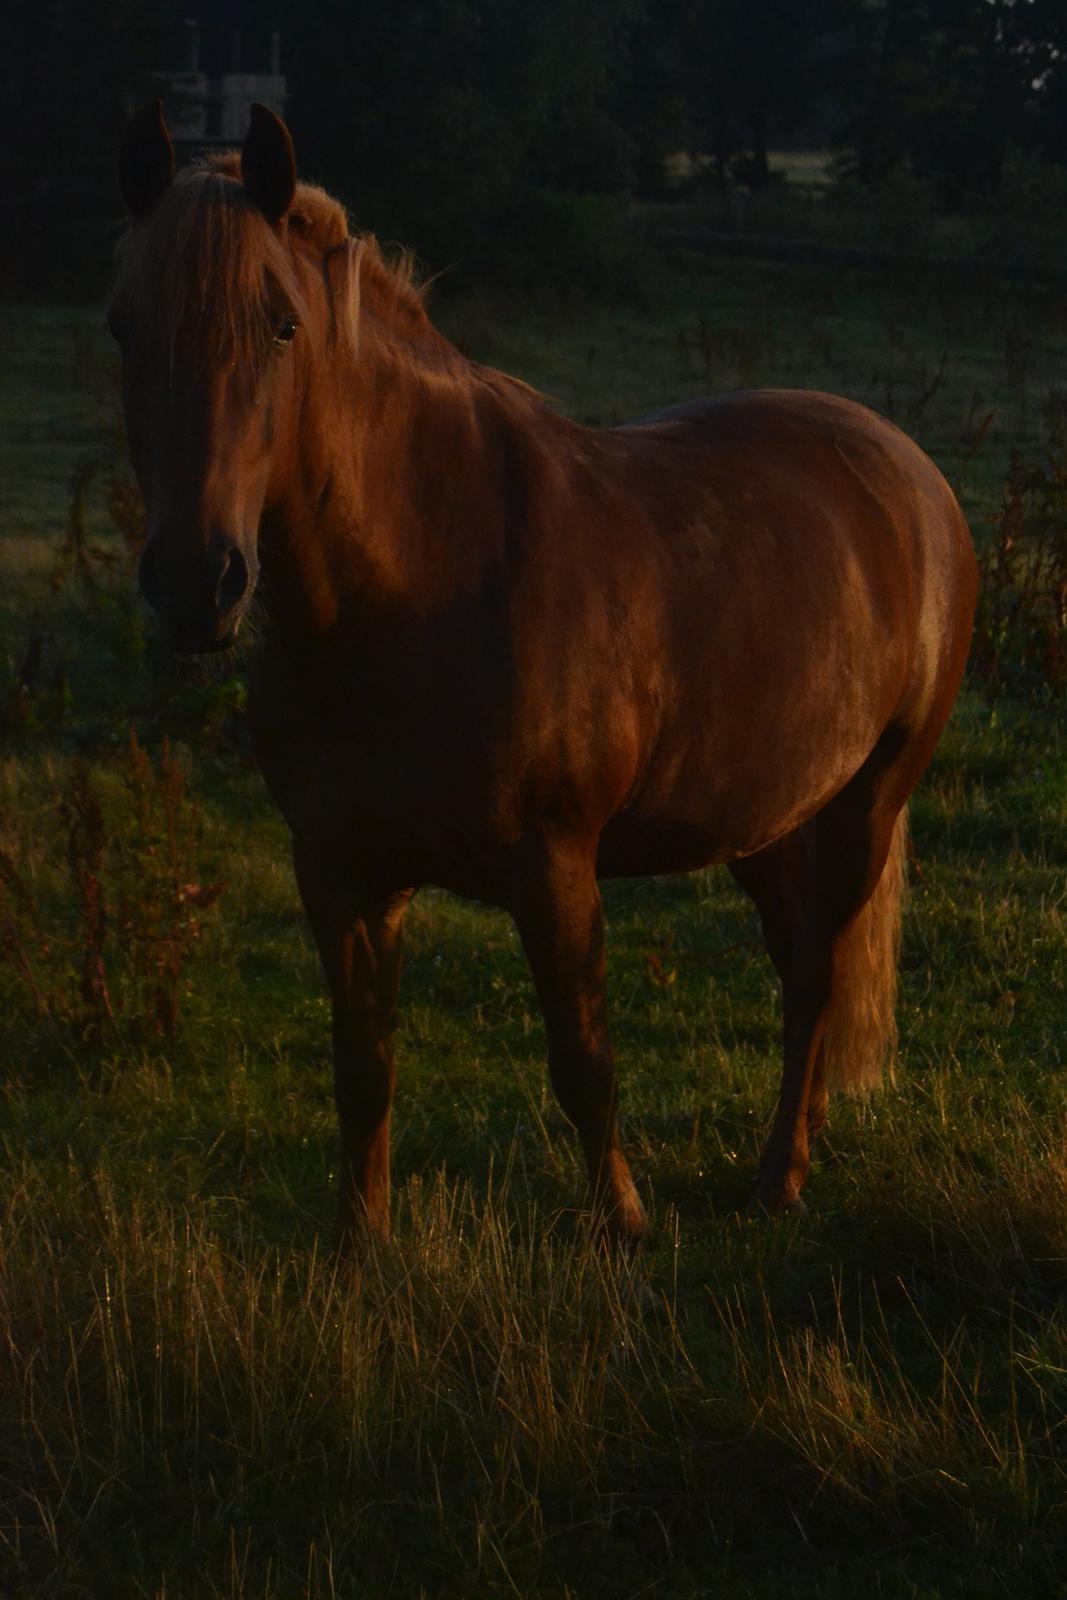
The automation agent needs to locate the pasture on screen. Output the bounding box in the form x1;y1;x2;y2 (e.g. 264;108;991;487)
1;252;1065;1598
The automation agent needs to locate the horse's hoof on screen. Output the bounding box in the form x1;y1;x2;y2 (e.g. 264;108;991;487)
332;1210;391;1260
595;1184;649;1254
595;1215;649;1259
745;1187;806;1220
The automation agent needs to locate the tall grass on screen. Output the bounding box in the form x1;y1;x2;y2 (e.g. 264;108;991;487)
2;1120;1064;1599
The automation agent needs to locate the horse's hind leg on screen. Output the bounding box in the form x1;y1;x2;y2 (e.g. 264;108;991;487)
727;829;833;1135
509;839;647;1246
728;832;810;982
754;787;905;1212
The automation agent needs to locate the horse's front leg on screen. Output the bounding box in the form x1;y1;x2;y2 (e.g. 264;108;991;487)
293;838;413;1249
510;839;647;1247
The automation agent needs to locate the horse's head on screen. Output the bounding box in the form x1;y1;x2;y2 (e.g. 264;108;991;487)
113;101;318;653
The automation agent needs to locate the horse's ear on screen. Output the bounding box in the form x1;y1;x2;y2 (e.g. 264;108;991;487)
241;103;296;223
119;99;175;219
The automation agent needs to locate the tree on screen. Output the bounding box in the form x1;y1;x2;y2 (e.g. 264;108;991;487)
0;1;180;296
840;0;1067;204
279;0;642;274
626;0;850;195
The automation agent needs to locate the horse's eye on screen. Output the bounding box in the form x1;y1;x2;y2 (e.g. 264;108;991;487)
274;318;298;350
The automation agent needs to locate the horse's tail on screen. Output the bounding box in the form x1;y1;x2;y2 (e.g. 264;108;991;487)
818;806;908;1095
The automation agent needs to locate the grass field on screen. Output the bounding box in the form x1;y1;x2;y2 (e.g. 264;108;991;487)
1;249;1065;1598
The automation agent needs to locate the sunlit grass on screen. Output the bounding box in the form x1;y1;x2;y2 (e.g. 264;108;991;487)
2;1107;1064;1598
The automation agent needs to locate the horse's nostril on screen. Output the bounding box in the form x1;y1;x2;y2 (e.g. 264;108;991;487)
216;546;251;615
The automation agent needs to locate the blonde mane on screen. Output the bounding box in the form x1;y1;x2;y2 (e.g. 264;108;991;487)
111;152;428;371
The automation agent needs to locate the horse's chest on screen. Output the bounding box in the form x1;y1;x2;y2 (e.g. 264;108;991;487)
247;657;508;886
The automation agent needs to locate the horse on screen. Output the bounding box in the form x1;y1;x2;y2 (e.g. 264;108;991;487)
113;101;977;1250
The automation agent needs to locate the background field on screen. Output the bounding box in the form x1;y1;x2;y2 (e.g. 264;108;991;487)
1;249;1065;1598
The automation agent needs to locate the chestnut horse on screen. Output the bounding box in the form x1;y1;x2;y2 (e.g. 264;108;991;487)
113;102;976;1248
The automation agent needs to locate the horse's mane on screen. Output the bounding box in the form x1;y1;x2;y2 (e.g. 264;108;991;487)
111;151;428;370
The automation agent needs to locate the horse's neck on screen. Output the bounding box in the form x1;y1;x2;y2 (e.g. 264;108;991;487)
265;306;551;638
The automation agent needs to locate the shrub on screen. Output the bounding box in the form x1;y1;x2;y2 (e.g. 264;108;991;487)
972;447;1067;698
0;733;222;1055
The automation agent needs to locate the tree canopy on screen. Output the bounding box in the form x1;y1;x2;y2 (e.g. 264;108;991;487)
4;0;1067;297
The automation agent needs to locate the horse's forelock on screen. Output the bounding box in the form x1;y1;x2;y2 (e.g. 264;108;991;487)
112;156;430;370
113;165;308;372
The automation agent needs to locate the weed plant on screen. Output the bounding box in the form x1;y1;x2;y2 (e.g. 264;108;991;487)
0;257;1064;1597
973;447;1067;697
1;733;222;1053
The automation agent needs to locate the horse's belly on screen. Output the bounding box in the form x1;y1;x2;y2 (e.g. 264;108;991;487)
597;799;799;878
596;815;736;877
597;703;886;877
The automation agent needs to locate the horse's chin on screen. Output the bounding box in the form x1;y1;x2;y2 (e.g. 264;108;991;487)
167;620;240;658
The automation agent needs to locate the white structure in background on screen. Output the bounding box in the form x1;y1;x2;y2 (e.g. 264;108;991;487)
166;22;286;146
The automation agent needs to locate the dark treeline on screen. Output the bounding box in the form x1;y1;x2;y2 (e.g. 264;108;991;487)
3;0;1067;298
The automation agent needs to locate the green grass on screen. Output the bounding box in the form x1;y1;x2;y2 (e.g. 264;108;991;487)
0;256;1065;1598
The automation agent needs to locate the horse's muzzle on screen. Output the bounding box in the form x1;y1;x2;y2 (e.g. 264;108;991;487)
138;537;254;655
